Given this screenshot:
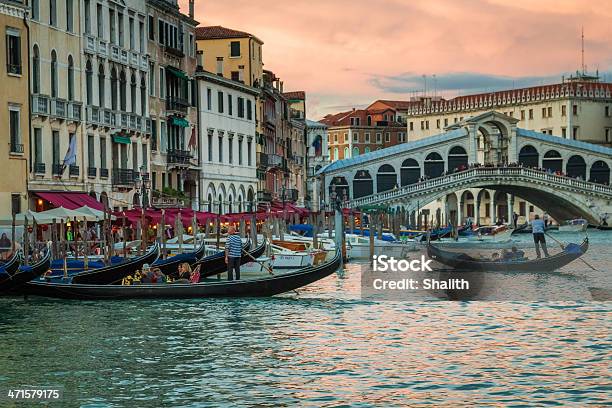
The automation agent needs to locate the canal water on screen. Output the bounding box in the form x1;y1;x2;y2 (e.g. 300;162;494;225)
0;231;609;406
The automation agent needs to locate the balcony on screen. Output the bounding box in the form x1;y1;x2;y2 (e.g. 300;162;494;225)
51;98;67;119
32;94;49;116
140;55;148;71
130;51;139;67
119;112;128;129
10;143;24;154
257;152;268;168
52;163;63;176
167;149;193;166
121;49;128;65
100;168;109;178
128;114;137;130
34;162;46;174
141;172;150;182
98;39;108;57
84;34;96;54
110;45;121;62
69;165;79;177
164;45;185;58
103;109;114;127
68;102;82;121
257;191;272;203
145;118;152;134
268;153;283;168
166;97;190;114
87;167;97;178
86;106;100;125
285;188;299;202
112;168;136;186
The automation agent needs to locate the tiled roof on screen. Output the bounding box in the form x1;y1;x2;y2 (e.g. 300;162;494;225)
368;100;413;110
319;107;401;127
195;26;263;43
305;119;327;128
282;91;306;101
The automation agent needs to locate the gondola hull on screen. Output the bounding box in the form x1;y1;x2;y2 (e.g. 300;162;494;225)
0;250;22;276
20;250;341;300
151;241;208;276
427;238;588;272
0;251;51;294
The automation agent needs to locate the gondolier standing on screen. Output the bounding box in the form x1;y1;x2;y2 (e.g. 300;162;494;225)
225;226;242;280
532;214;550;258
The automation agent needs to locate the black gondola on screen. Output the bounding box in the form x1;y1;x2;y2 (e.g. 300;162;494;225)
69;243;160;285
0;250;22;276
151;240;207;276
427;238;589;272
20;249;341;300
0;250;51;294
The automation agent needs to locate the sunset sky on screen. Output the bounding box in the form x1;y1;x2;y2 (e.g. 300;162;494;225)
182;0;612;119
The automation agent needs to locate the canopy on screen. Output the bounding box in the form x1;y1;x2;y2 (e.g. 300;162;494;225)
75;206;116;221
36;207;100;222
35;192;104;211
0;210;55;226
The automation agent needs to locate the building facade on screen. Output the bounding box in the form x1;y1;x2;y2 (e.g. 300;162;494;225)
147;0;199;210
0;0;29;217
305;119;329;210
196;70;258;213
398;76;612;146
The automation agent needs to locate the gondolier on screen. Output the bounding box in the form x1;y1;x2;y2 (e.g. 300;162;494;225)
225;226;242;280
532;214;549;258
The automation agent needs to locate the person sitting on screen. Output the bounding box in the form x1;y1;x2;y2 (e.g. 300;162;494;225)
140;264;153;283
509;246;525;260
149;267;166;284
171;263;192;284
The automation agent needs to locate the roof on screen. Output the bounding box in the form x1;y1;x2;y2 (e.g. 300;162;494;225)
317;128;468;174
320;107;400;127
305;119;327;129
517;128;612;156
195;26;263;44
282;91;306;101
368;100;413;110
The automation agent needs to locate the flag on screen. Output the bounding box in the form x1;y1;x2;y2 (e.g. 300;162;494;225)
61;134;77;172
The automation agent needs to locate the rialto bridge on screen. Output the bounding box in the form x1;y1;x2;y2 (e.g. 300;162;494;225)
316;112;612;225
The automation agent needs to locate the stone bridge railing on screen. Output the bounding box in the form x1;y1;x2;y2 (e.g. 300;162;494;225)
348;167;612;208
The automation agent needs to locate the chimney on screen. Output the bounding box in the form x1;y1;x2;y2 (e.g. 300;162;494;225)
280;81;284;93
189;0;194;19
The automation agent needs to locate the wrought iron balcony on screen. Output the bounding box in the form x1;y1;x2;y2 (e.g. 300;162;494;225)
164;45;185;58
34;162;46;174
268;153;283;168
166;97;190;114
52;163;63;176
87;167;97;178
167;149;193;165
257;190;272;203
257;152;268;168
10;143;24;154
100;168;109;178
112;168;136;186
69;165;79;177
285;188;299;202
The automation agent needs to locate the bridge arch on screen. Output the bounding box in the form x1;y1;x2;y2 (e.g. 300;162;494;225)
400;158;420;186
542;150;563;172
377;164;397;193
590;161;610;184
353;170;373;199
518;145;539;167
566;155;587;179
448;146;468;172
329;176;350;201
424;152;444;178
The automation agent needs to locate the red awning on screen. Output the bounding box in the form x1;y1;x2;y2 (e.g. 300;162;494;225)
36;192;104;211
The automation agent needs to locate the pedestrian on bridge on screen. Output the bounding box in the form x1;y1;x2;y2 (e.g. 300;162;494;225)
531;215;550;258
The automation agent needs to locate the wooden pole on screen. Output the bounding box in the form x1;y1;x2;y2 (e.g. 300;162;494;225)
140;208;146;255
369;212;375;263
177;211;183;254
192;212;198;249
250;212;257;246
161;209;167;259
312;211;319;248
11;213;16;254
23;216;29;266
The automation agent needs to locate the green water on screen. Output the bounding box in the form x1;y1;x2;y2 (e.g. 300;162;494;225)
0;232;610;406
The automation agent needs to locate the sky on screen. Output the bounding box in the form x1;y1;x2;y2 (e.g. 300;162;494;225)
181;0;612;120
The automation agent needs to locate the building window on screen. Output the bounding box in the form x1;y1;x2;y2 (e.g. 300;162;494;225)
67;56;74;101
130;73;137;113
34;128;42;165
376;133;382;143
561;127;567;138
151;119;158;150
140;77;146;115
385;132;390;142
32;45;40;92
51;50;58;97
547;106;552;118
129;17;135;50
148;15;155;40
9;107;21;153
230;41;240;57
97;4;103;37
228;94;233;116
365;132;370;143
605;106;610;117
159;67;165;98
207;88;212;110
139;21;145;52
562;105;567;116
228;136;233;164
142;143;148;169
247;140;252;166
66;0;73;32
207;133;213;161
344;133;348;142
88;134;95;168
32;0;39;20
218;91;224;113
237;97;244;117
572;126;579;140
238;138;243;165
247;100;252;120
528;109;533;119
605;128;611;143
6;28;21;75
216;57;224;76
520;110;525;120
425;120;429;130
98;64;105;107
573;104;578;115
519;201;526;216
149;63;155;96
11;194;20;216
444;118;448;127
542;107;546;118
218;134;223;162
49;0;57;26
353;133;358;142
110;67;117;109
160;121;167;152
409;122;413;131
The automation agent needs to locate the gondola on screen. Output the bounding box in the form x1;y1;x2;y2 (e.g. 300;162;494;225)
68;243;160;284
0;250;51;294
20;249;341;300
150;240;207;276
0;250;22;276
427;238;589;272
194;240;265;280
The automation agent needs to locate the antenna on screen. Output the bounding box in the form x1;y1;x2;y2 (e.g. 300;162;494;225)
581;26;585;74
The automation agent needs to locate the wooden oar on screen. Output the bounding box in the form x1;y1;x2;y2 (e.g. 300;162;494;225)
242;248;274;275
545;232;597;271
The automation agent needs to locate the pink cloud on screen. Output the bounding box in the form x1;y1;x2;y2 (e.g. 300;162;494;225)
180;0;612;119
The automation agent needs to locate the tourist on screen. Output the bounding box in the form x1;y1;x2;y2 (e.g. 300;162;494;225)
225;226;242;280
531;215;550;258
172;263;192;283
140;264;153;283
513;212;519;229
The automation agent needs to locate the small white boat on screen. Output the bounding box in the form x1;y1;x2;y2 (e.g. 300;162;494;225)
241;243;320;273
558;219;588;233
319;232;418;259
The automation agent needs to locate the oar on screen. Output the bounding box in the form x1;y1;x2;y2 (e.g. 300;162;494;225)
242;248;274;275
545;232;597;271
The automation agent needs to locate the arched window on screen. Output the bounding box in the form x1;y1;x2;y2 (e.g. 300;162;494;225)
424;152;444;178
67;55;74;101
85;59;93;105
98;64;105;107
329;176;349;201
110;67;118;110
343;147;349;159
543;150;562;172
376;164;397;193
333;147;339;161
352;147;359;157
119;70;127;111
353;170;373;198
518;145;539;168
566;155;586;179
51;50;58;97
447;146;468;172
32;45;40;93
140;76;146;115
367;115;372;126
590;161;610;184
364;147;370;154
130;72;137;113
401;158;420;186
